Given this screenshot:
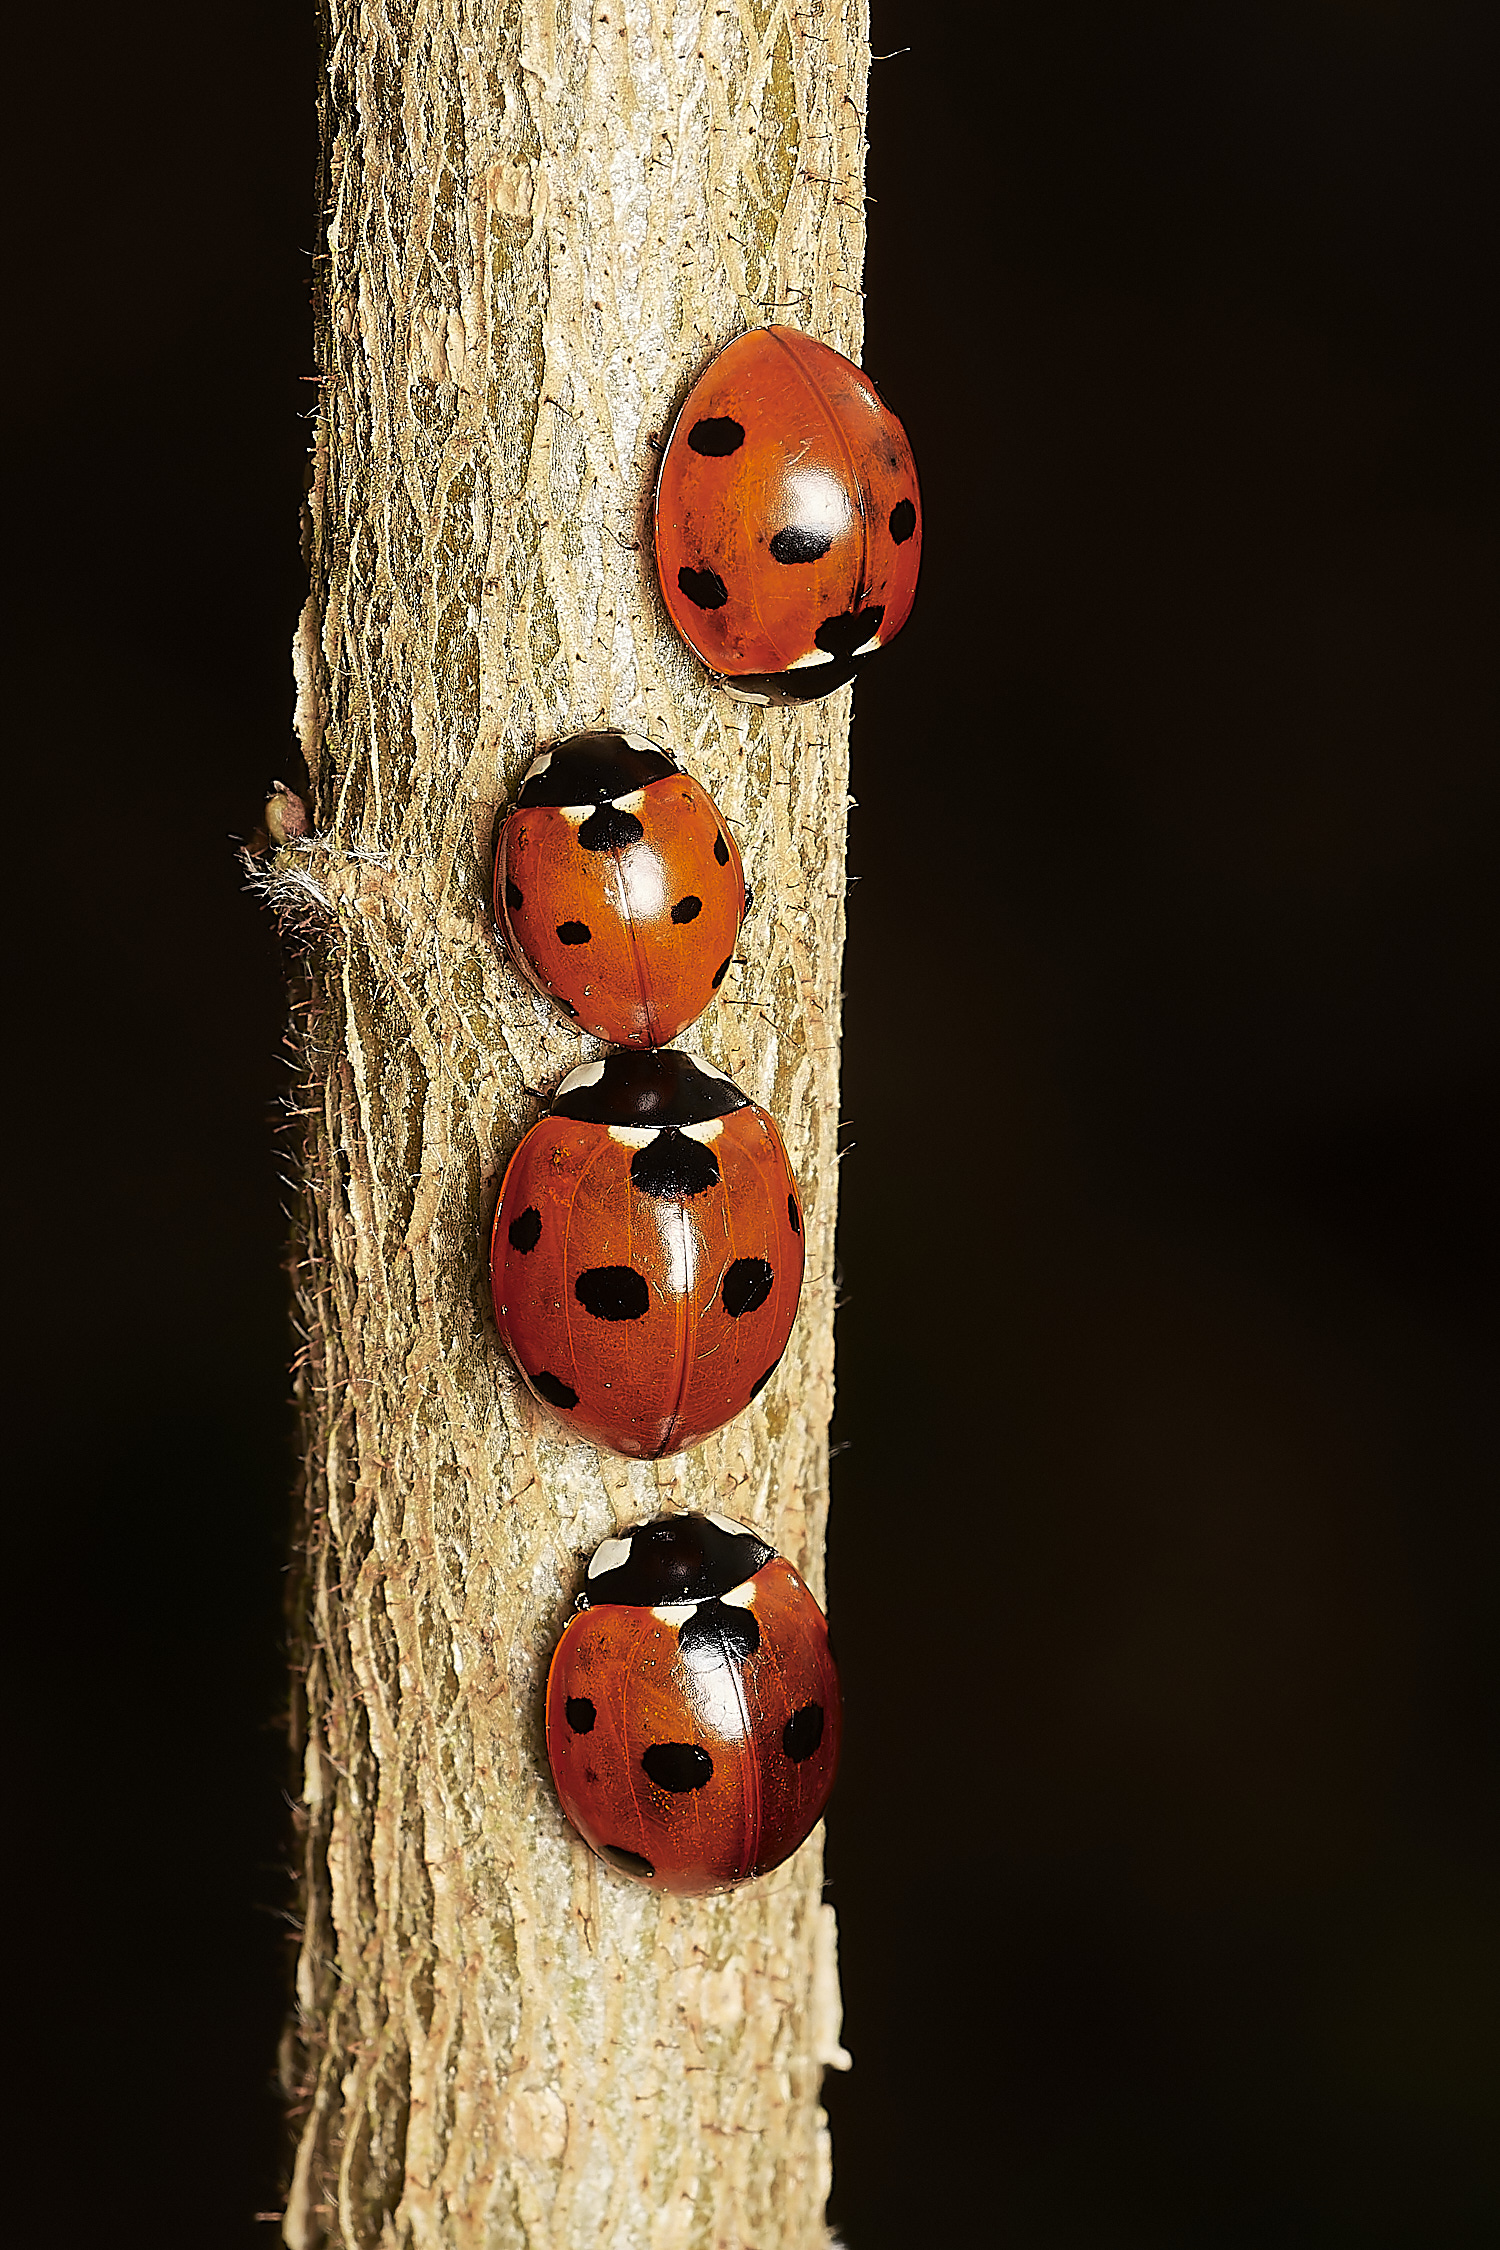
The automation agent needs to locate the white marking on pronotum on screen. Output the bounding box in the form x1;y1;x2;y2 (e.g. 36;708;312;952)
722;1581;756;1609
607;1125;657;1148
681;1119;723;1144
522;748;554;781
694;1058;734;1083
708;1510;754;1539
588;1535;633;1580
851;634;882;657
557;1059;606;1097
610;789;647;813
652;1602;698;1626
724;685;771;706
787;647;836;671
622;732;657;757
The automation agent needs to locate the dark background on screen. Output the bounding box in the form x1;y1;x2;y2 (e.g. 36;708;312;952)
15;3;1495;2244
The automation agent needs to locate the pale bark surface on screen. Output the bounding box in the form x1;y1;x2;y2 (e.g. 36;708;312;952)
262;2;870;2244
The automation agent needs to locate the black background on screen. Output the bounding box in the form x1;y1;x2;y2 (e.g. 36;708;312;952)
14;4;1495;2244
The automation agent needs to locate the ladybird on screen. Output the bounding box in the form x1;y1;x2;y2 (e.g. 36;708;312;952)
654;324;922;703
496;731;748;1047
546;1510;842;1893
492;1051;804;1457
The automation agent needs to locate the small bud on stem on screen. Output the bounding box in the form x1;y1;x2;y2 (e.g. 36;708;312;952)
266;781;310;847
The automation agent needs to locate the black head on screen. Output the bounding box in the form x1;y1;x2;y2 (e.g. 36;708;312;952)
583;1512;776;1607
718;604;888;707
552;1050;751;1128
515;731;679;809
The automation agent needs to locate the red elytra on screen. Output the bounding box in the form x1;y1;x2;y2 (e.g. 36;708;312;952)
491;1051;804;1458
496;732;747;1048
654;324;922;703
546;1512;841;1894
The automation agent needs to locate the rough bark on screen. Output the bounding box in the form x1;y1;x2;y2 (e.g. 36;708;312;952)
261;2;868;2243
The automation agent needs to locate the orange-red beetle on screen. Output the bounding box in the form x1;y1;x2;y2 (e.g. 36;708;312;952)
495;732;747;1048
491;1052;804;1457
654;325;922;703
546;1511;842;1893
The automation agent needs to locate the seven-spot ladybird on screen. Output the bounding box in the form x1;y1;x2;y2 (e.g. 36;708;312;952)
546;1510;842;1893
654;325;922;704
492;1051;804;1457
496;732;748;1047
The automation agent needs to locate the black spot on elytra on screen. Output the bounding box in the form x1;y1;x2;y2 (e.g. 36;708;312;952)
714;831;730;866
787;1193;800;1234
711;955;733;989
556;919;592;945
565;1696;596;1734
670;895;702;925
532;1369;579;1411
630;1128;721;1200
578;804;645;852
508;1205;542;1254
769;525;834;565
678;564;729;611
888;498;917;544
504;876;523;911
688;415;745;457
782;1702;824;1762
722;1257;773;1318
599;1844;655;1880
642;1741;713;1792
575;1265;650;1322
749;1356;783;1400
678;1598;760;1664
815;604;885;660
